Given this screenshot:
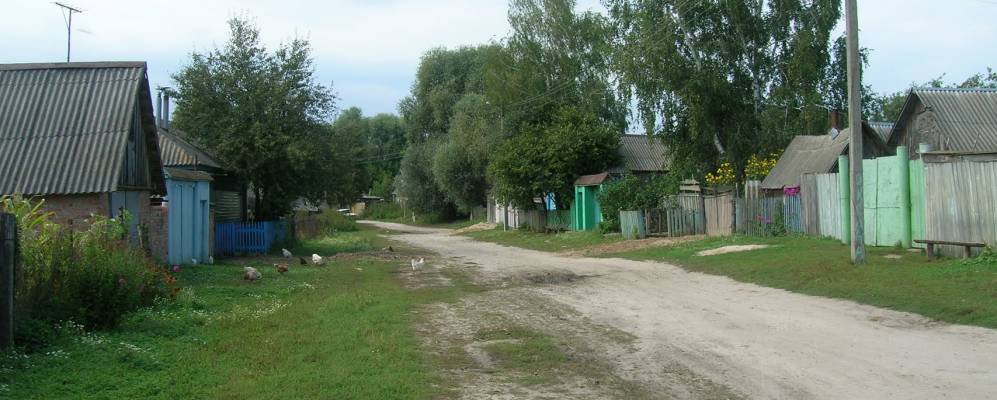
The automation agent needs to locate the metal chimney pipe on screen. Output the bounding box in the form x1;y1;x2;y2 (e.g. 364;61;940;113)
163;92;170;131
155;90;163;129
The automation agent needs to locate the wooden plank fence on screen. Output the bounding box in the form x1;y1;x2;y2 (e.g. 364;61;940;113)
620;210;647;239
815;173;842;240
1;213;15;349
215;220;288;255
799;174;821;235
704;193;733;236
923;154;997;257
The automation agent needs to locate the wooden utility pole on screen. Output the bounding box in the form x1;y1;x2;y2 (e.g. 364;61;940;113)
845;0;865;264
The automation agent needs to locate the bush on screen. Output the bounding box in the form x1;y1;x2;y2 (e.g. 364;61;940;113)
1;196;172;339
364;202;402;220
318;209;358;233
597;219;620;234
598;173;679;224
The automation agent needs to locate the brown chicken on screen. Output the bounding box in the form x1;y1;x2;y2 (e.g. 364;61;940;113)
275;264;289;274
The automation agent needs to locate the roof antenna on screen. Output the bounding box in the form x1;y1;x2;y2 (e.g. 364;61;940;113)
53;2;83;62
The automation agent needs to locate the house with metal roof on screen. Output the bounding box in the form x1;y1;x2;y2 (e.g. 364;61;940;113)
609;134;669;176
761;122;892;190
0;62;165;238
887;88;997;159
159;128;246;223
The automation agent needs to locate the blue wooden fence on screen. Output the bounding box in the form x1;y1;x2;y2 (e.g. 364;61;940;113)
214;220;288;256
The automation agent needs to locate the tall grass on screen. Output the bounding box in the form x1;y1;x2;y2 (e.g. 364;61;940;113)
2;196;172;346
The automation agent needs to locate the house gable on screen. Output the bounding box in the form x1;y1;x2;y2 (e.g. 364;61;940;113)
0;62;164;196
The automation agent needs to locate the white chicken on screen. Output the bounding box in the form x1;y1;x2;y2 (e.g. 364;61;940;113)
281;248;292;258
312;254;324;265
410;258;425;271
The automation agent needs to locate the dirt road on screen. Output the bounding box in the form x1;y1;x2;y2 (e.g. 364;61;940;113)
365;221;997;399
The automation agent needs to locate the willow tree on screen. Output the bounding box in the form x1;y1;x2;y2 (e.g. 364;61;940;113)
607;0;842;179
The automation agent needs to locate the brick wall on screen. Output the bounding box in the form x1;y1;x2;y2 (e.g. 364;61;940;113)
38;193;110;227
145;204;168;264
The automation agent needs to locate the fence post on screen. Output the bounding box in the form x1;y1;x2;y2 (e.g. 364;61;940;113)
1;213;17;349
838;155;851;244
896;146;912;248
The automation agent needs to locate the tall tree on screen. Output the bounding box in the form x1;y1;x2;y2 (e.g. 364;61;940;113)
608;0;842;180
400;45;496;143
489;107;620;209
396;45;497;214
485;0;625;132
172;18;345;218
431;94;504;211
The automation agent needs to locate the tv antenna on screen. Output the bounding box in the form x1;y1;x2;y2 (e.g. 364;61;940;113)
54;2;83;62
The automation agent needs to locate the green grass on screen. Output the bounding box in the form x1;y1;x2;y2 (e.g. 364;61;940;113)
287;228;382;256
612;235;997;329
475;328;569;386
1;231;464;399
464;228;621;252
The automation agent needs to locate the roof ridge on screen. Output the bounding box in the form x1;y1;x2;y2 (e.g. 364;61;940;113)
0;61;147;71
913;87;997;93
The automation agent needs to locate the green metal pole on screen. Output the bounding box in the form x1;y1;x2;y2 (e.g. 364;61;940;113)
838;155;851;244
897;146;912;248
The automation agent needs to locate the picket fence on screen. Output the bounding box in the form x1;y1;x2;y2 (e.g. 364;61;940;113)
215;220;288;255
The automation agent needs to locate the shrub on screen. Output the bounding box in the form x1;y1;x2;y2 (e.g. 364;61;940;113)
364;202;402;220
1;195;172;340
598;173;679;225
597;219;620;234
318;208;358;233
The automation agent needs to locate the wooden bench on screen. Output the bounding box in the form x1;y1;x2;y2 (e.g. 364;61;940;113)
913;239;986;260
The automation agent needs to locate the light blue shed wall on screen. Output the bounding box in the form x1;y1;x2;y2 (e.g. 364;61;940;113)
166;178;211;265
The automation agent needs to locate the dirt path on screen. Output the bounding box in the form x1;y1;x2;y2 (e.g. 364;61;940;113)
363;221;997;400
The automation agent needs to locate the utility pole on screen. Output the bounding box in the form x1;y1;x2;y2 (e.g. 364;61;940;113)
845;0;865;264
54;2;83;62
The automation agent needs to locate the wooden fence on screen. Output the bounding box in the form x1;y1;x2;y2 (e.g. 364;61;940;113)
923;153;997;257
620;210;647;239
1;213;16;348
215;220;288;255
292;214;323;239
704;193;734;236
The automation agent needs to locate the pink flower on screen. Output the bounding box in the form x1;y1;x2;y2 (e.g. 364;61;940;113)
172;265;181;273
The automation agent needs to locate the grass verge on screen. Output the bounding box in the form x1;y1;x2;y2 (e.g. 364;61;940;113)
612;235;997;329
1;231;464;399
464;228;621;252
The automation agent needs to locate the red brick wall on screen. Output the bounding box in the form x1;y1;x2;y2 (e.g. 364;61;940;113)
38;193;109;227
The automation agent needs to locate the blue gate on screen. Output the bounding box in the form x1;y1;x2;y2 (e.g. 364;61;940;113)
214;220;287;255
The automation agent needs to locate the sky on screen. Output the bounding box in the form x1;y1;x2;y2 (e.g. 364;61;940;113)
2;0;995;119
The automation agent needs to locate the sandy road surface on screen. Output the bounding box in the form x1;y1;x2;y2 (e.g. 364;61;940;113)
363;221;997;399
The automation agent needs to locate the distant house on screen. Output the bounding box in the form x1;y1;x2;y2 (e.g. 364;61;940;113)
609;134;669;178
887;88;997;159
572;135;669;230
761;122;892;191
159;128;246;222
0;62;166;250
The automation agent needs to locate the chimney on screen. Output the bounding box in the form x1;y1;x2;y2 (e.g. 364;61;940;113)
163;92;171;131
155;90;163;129
829;109;842;131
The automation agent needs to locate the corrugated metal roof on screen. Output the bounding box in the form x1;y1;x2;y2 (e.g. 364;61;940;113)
575;172;609;186
0;62;163;195
165;168;213;182
159;128;223;169
761;123;889;189
910;88;997;152
613;134;668;173
868;121;894;143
